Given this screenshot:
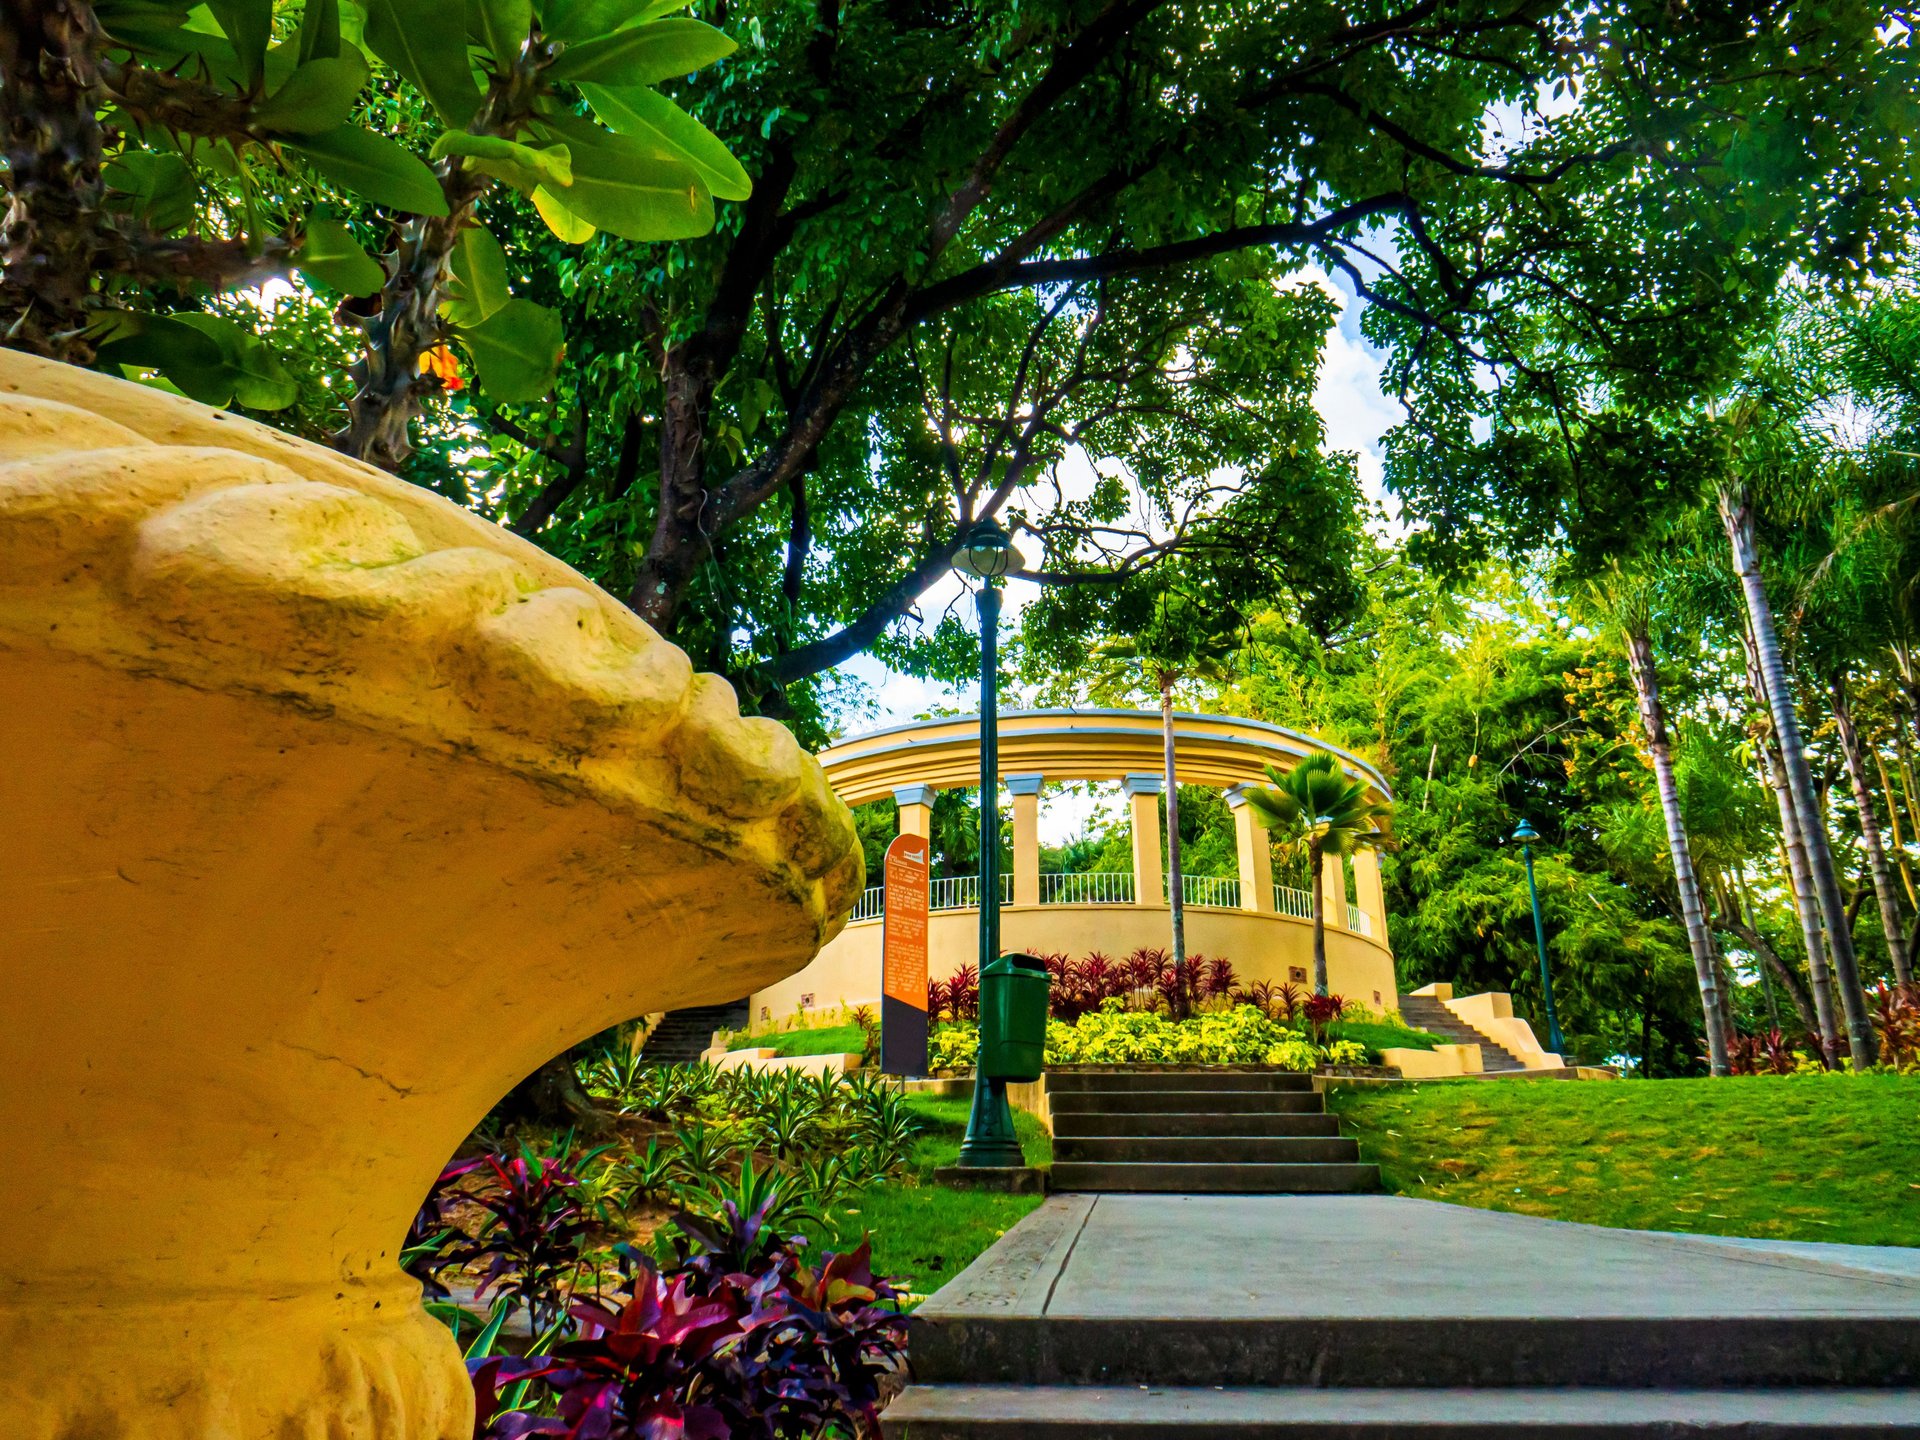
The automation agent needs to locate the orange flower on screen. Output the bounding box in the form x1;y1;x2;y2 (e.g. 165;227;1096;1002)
420;344;464;392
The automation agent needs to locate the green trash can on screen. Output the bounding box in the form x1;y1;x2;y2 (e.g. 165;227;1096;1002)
979;952;1049;1082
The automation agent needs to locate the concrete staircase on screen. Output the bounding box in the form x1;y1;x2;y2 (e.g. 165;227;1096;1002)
1048;1070;1377;1194
884;1193;1920;1437
635;1000;748;1065
1399;994;1531;1072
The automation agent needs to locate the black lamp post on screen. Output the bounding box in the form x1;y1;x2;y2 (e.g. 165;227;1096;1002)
954;518;1026;1168
1513;818;1567;1057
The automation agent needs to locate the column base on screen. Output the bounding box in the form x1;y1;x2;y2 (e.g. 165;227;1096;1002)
0;1277;469;1440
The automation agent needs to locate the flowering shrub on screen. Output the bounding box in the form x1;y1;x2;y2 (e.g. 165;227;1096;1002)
929;1000;1370;1070
470;1217;909;1438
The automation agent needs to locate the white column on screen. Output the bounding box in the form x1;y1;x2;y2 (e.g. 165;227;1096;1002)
1320;850;1349;930
1122;773;1163;906
1007;773;1043;906
893;783;934;840
1351;848;1386;939
1224;783;1275;913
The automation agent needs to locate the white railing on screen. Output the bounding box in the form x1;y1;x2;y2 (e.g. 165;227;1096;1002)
1173;873;1241;909
1273;884;1314;919
928;873;1013;911
1040;871;1136;905
849;872;1363;927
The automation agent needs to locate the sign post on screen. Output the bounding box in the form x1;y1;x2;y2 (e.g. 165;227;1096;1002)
880;833;931;1076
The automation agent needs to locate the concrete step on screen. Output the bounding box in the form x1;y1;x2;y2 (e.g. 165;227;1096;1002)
1047;1161;1378;1194
1047;1089;1324;1115
1053;1135;1361;1165
1047;1070;1314;1093
882;1384;1920;1437
1050;1111;1342;1139
911;1312;1920;1389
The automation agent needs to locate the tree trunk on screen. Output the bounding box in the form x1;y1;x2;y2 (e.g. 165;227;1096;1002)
1161;676;1188;1018
495;1049;610;1137
1309;838;1329;996
1622;626;1730;1074
1744;632;1839;1062
1721;487;1876;1066
1832;672;1913;987
1640;974;1655;1077
0;0;107;359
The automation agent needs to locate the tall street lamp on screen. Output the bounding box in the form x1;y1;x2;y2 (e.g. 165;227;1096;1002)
954;518;1025;1168
1513;818;1567;1057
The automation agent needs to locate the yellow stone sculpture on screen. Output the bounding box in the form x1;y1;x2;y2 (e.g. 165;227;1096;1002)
0;352;862;1439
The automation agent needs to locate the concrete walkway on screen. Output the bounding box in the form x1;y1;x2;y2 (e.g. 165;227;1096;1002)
887;1194;1920;1435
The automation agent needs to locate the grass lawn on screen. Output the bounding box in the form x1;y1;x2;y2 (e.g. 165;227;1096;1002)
819;1092;1050;1303
730;1024;868;1057
1328;1074;1920;1247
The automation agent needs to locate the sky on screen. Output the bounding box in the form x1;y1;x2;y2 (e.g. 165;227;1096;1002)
825;265;1402;845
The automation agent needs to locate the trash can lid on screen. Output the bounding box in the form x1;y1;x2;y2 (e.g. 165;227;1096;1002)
983;951;1048;975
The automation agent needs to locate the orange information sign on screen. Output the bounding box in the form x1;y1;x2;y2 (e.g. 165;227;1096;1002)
880;833;931;1074
881;834;930;1005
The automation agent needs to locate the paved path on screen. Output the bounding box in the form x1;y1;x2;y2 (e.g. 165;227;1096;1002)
887;1194;1920;1436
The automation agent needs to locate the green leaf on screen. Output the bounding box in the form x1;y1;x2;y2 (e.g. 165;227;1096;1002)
363;0;482;125
204;0;271;84
545;17;734;87
458;297;564;402
579;83;749;201
103;152;198;232
172;313;300;410
298;210;386;296
92;310;236;407
284;126;449;215
539;0;689;44
441;224;511;327
531;185;595;242
298;0;342;61
467;0;531;67
431;131;572;189
103;21;246;82
251;49;371;134
533;114;712;241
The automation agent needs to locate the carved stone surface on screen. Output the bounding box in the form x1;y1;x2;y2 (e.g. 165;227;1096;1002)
0;354;862;1438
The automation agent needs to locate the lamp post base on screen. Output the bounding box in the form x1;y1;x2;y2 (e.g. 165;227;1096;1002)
956;1075;1025;1167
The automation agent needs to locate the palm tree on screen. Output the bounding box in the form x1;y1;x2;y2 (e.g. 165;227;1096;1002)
1088;590;1240;1017
1244;751;1391;995
1584;563;1732;1074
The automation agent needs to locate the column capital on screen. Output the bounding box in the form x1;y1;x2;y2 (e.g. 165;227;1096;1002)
892;783;937;808
1005;773;1045;796
1223;781;1255;809
1121;772;1163;797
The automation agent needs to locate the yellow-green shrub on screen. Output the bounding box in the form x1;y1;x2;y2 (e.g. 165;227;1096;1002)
927;1000;1369;1072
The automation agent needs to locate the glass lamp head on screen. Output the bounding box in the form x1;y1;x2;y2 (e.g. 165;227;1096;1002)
953;518;1024;579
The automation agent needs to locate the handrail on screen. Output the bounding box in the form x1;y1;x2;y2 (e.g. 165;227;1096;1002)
844;873;1370;931
1041;871;1136;905
1273;884;1314;919
1172;873;1241;909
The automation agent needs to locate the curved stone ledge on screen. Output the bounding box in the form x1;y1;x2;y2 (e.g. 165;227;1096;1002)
0;355;863;1439
0;355;863;928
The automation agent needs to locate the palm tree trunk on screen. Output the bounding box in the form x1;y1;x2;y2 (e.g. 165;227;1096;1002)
1831;672;1913;987
1309;838;1329;996
1160;676;1188;1019
1722;486;1876;1067
1725;870;1822;1044
1872;745;1919;909
1742;626;1839;1062
1622;625;1730;1074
